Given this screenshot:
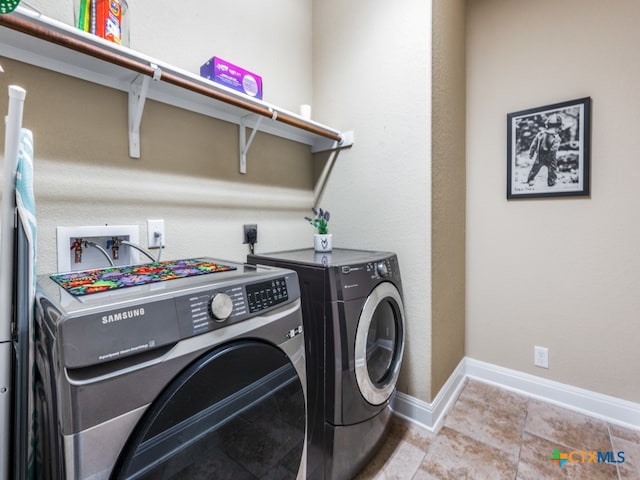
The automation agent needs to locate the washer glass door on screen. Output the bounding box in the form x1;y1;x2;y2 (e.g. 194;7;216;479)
354;282;405;406
111;341;306;480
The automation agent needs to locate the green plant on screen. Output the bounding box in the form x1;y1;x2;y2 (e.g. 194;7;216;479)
305;207;330;234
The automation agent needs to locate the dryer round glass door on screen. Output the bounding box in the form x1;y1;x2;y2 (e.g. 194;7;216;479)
111;340;306;480
354;282;405;405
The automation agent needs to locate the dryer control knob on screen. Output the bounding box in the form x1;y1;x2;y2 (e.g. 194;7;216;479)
377;262;389;277
210;293;233;322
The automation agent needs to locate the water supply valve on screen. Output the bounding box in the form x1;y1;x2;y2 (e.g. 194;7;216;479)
107;237;121;260
71;238;83;263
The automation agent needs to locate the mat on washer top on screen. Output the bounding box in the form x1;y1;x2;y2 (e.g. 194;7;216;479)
50;258;237;296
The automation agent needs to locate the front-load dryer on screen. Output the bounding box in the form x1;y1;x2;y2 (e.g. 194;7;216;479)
34;258;307;480
247;248;405;480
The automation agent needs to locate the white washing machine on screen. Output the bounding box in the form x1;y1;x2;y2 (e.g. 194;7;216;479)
34;258;307;479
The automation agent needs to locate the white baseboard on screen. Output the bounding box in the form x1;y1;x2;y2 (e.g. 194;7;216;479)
391;359;466;432
465;358;640;430
391;357;640;432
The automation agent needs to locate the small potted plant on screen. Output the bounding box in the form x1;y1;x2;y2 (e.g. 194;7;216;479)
305;207;332;252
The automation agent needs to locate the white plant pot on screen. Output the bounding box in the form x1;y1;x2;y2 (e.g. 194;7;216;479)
314;233;333;252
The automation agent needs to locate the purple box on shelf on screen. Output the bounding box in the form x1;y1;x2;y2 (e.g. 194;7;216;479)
200;57;263;100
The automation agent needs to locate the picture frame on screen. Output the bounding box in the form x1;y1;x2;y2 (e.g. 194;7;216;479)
507;97;591;199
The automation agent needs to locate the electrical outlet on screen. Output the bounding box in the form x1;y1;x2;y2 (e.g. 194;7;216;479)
147;219;165;249
534;346;549;369
243;224;258;244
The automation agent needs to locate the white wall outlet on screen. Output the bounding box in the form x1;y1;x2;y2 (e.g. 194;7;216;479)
147;219;165;249
56;225;140;272
534;346;549;369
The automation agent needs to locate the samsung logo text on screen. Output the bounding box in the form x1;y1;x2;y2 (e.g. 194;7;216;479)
102;307;146;324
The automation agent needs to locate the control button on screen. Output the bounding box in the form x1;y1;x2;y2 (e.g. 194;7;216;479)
377;262;388;277
209;293;233;322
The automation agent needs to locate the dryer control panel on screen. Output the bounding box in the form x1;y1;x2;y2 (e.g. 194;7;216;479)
337;255;402;301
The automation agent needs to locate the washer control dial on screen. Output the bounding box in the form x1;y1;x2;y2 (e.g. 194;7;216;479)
377;262;389;277
209;293;233;322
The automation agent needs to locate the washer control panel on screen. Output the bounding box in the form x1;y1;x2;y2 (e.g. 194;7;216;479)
175;276;290;338
42;263;300;369
181;285;247;336
209;292;234;321
246;277;289;313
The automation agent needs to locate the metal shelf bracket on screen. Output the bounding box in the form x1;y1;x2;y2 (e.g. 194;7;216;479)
239;113;267;174
128;63;161;158
312;130;354;207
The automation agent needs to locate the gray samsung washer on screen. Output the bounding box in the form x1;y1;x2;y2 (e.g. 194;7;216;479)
34;258;307;480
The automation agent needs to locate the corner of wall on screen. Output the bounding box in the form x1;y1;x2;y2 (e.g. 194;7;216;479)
429;0;466;400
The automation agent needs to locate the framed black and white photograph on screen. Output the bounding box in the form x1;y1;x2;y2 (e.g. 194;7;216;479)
507;97;591;199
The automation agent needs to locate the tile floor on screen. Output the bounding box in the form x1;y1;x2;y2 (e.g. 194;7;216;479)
356;379;640;479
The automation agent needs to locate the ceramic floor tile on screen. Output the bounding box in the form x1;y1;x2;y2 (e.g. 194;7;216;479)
611;434;640;479
355;417;434;480
525;399;613;452
360;388;638;480
378;441;427;480
458;379;525;407
386;416;435;451
413;426;518;480
611;424;640;445
443;379;528;459
517;431;619;480
356;439;426;480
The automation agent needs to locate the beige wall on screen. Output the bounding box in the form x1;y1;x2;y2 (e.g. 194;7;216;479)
0;59;315;274
467;0;640;402
26;0;313;112
431;0;466;399
313;0;433;401
1;1;317;274
129;0;314;113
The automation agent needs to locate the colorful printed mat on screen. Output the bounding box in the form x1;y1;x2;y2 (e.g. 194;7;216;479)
50;258;237;296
